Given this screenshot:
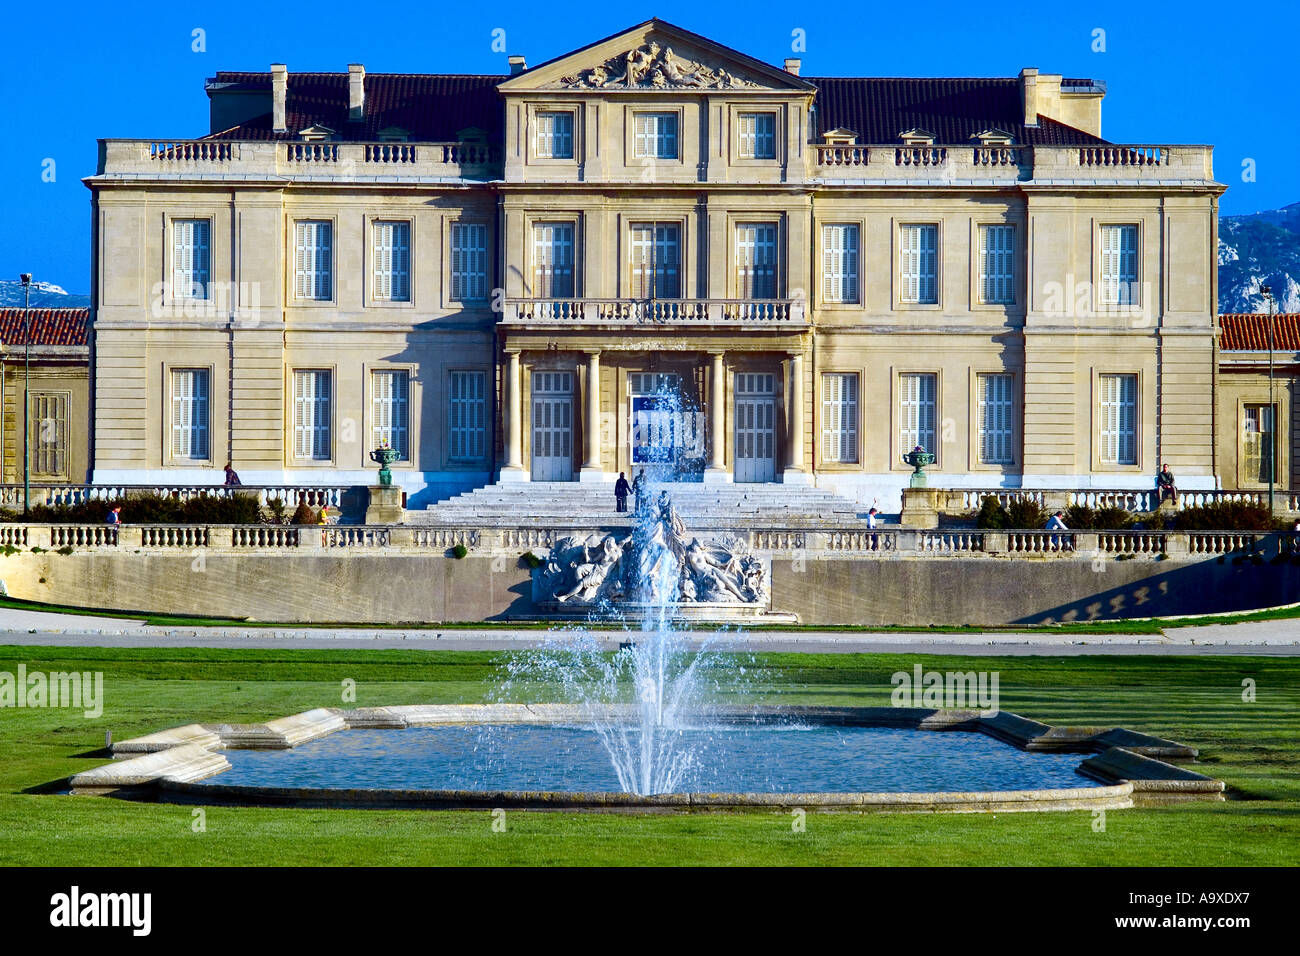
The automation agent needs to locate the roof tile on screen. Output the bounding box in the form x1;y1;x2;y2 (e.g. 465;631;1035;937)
0;308;90;348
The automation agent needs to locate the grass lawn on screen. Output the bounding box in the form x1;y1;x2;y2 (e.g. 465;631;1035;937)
0;646;1296;866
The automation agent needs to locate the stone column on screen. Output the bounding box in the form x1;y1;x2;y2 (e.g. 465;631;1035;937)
579;350;605;483
703;350;731;484
500;349;527;482
783;352;813;486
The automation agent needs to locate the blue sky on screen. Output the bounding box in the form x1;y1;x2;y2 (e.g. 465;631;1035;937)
2;0;1296;292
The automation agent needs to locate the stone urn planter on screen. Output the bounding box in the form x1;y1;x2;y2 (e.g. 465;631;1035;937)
902;446;936;488
370;446;400;486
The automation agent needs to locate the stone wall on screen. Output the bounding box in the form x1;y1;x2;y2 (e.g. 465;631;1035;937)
2;548;1295;626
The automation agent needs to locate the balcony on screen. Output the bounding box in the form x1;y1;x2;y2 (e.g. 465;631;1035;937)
93;139;502;183
501;298;809;326
812;144;1215;184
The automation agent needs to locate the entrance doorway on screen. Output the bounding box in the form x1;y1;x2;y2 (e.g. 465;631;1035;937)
629;372;704;482
531;370;573;481
734;372;776;483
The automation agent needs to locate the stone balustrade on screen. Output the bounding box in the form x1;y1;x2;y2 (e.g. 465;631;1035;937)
502;297;807;326
98;139;501;181
6;522;1295;561
960;487;1300;514
812;144;1213;183
0;483;349;510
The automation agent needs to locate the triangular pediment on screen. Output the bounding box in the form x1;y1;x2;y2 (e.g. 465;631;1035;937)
499;19;815;94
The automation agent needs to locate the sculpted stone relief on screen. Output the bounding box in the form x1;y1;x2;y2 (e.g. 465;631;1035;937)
559;42;761;90
539;491;769;607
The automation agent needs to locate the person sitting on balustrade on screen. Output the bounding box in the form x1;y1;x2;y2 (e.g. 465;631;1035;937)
1156;464;1178;505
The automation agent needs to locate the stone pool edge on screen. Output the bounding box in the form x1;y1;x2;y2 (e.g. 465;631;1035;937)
66;704;1226;813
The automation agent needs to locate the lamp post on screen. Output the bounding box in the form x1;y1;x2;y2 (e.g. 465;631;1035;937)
19;273;32;514
1261;284;1276;514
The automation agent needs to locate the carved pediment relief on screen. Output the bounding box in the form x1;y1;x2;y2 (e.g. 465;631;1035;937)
557;42;762;90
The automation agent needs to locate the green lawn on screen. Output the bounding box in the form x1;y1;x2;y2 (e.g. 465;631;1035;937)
0;646;1297;866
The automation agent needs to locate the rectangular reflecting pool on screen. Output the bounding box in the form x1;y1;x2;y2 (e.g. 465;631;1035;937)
197;724;1101;795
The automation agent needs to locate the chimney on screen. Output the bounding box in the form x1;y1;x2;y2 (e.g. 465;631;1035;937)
508;54;527;76
270;63;288;133
783;58;801;76
348;63;365;122
1020;67;1039;127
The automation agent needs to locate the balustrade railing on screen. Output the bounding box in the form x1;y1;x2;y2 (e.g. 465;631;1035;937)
1;523;1293;560
504;297;806;325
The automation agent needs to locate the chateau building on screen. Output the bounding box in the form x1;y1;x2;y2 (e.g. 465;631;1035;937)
0;308;91;488
86;19;1227;510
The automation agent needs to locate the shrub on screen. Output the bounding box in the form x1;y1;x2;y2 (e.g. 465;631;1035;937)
1168;501;1284;531
522;550;543;569
451;544;468;559
266;497;288;524
290;501;318;525
1005;498;1047;530
1064;505;1135;530
975;496;1005;529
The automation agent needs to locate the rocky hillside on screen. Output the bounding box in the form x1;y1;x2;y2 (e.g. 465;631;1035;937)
1218;202;1300;313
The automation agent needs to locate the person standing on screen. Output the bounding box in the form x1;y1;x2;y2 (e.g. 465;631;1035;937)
105;506;122;525
631;469;648;516
614;472;631;513
223;462;242;486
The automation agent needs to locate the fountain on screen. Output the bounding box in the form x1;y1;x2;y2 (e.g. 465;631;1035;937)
68;381;1227;811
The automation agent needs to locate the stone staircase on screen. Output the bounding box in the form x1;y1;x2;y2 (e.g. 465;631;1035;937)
411;481;881;531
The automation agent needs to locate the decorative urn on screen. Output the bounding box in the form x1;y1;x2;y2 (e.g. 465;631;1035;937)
902;445;936;487
369;445;400;486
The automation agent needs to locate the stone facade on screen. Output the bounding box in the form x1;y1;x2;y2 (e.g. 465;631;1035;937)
84;19;1228;510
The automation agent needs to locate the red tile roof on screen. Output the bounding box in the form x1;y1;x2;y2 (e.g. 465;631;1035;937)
205;72;507;143
807;77;1106;146
1220;313;1300;351
0;308;90;348
203;70;1106;148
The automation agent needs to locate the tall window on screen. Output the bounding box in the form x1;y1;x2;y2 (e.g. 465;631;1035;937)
899;224;938;304
630;224;681;298
173;219;210;300
978;224;1015;304
372;221;411;302
821;373;859;464
30;392;70;478
535;111;574;159
294;220;333;301
450;222;489;302
978;373;1014;464
1098;373;1138;465
532;222;575;298
449;370;487;461
169;369;209;461
898;372;937;459
738;112;776;159
634;112;678;159
371;370;410;461
821;224;860;304
736;223;778;298
1100;224;1139;305
1243;404;1276;483
293;370;332;460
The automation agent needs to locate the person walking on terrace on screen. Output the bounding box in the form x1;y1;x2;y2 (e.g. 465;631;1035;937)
614;472;631;513
1157;463;1178;505
1045;510;1069;550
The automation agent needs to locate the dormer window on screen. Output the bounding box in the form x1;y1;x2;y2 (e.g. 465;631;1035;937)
298;125;337;142
377;127;411;143
899;128;935;147
973;129;1014;147
822;128;858;146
